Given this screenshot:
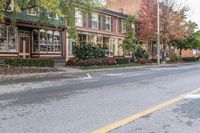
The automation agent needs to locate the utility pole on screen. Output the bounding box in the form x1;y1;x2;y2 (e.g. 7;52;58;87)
157;0;160;65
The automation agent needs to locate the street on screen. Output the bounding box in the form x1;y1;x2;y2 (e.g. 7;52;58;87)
1;64;200;133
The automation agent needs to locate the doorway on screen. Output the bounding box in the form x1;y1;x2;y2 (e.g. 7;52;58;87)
19;36;30;58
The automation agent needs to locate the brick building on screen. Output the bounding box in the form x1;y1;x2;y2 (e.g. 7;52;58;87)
0;2;128;62
106;0;142;16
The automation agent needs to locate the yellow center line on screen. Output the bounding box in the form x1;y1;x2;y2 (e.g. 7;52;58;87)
91;88;200;133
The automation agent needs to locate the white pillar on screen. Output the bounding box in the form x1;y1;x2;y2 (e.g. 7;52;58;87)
65;33;69;62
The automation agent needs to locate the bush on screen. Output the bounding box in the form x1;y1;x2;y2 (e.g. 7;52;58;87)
115;58;130;64
135;47;149;60
182;57;199;62
73;43;106;60
66;58;117;66
4;58;55;67
66;58;79;66
170;54;179;63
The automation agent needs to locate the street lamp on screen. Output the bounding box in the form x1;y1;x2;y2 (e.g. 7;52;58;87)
157;0;160;65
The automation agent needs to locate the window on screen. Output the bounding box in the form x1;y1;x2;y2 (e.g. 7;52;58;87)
33;29;62;53
27;8;37;16
105;16;111;31
91;13;98;29
32;30;39;52
0;25;17;52
48;12;59;20
6;0;14;11
69;40;76;56
119;19;127;33
75;10;83;27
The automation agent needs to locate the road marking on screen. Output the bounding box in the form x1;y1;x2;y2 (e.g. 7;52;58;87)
87;73;92;79
91;88;200;133
185;94;200;99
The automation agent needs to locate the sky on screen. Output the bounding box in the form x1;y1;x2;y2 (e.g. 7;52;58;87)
185;0;200;27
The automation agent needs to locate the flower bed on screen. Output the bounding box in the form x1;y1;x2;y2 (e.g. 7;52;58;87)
66;58;117;66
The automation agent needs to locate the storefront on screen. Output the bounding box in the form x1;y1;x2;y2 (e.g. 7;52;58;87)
0;24;64;59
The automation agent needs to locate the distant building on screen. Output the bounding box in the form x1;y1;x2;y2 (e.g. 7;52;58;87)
106;0;142;16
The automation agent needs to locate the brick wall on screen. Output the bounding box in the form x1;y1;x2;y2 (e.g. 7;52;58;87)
182;50;198;57
106;0;142;16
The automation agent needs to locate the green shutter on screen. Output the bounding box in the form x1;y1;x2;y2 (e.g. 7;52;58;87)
119;19;122;33
88;13;92;28
103;16;106;31
111;17;114;32
83;13;87;27
98;15;101;30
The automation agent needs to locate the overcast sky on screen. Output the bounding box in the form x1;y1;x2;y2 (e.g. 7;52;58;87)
188;0;200;27
185;0;200;27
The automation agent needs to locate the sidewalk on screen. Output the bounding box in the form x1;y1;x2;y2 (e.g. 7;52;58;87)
0;62;198;81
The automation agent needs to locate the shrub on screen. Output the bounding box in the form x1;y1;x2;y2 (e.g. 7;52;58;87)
73;43;106;60
135;47;149;60
170;54;179;63
66;58;79;66
115;58;130;64
4;58;55;67
182;57;199;62
66;58;117;66
103;58;117;65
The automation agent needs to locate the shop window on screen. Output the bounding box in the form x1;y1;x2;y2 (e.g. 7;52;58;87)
7;26;17;51
33;29;62;53
0;25;17;52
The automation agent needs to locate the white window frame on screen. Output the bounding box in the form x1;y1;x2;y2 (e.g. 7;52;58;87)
91;13;98;29
5;0;14;11
105;16;111;31
48;11;59;20
27;8;37;16
75;10;83;27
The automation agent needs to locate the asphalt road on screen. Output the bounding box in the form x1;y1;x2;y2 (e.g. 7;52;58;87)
1;64;200;133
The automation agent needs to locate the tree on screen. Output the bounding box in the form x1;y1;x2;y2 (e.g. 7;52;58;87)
0;0;102;38
120;15;137;63
171;22;200;58
138;0;189;52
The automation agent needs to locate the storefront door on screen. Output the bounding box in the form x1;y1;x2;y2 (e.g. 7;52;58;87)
19;36;30;58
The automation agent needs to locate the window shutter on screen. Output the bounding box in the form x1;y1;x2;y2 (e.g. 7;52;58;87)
98;15;101;30
119;19;122;33
88;13;92;28
83;13;87;28
111;17;114;32
103;16;106;31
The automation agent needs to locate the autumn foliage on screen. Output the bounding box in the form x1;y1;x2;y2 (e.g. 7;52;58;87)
137;0;190;46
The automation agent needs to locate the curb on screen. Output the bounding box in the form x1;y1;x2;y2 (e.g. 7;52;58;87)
0;62;198;81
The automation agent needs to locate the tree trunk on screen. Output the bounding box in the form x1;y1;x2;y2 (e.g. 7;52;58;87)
128;51;132;64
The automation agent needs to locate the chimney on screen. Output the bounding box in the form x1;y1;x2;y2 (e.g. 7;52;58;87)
119;8;124;14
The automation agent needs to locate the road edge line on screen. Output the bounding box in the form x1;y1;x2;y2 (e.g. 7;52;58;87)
91;88;200;133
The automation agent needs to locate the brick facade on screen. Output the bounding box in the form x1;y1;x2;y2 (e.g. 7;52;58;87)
106;0;142;16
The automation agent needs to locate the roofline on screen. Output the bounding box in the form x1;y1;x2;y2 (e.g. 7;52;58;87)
97;9;128;19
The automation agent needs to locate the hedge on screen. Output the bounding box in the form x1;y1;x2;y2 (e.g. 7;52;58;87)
115;58;130;64
182;57;199;62
66;58;117;66
4;58;55;67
